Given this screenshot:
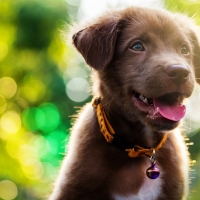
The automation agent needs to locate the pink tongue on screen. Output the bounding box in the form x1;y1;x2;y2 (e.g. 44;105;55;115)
154;98;186;121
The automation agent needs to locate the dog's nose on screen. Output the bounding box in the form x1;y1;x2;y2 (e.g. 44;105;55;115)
166;65;189;85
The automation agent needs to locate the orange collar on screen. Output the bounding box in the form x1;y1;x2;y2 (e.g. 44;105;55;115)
92;97;167;158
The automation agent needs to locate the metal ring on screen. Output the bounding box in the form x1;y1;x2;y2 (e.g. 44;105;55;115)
150;149;156;163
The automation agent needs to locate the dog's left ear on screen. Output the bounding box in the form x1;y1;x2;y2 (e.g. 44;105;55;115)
72;18;120;70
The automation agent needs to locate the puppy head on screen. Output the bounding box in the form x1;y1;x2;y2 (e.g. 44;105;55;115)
72;7;200;132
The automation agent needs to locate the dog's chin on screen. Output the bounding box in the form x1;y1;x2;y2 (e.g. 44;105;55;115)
131;91;185;132
145;115;180;132
139;108;180;132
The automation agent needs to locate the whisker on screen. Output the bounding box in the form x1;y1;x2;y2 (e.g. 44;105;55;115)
102;96;114;109
107;97;114;110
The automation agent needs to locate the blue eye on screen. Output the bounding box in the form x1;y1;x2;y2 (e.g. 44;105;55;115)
181;44;189;55
132;42;145;51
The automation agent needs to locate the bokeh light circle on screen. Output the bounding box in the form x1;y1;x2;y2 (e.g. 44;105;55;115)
0;77;17;99
66;77;90;102
23;79;45;102
28;135;49;157
36;103;61;132
21;158;43;180
0;111;21;134
0;180;18;200
22;103;61;132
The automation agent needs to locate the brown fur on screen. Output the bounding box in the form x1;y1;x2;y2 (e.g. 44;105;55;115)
49;7;200;200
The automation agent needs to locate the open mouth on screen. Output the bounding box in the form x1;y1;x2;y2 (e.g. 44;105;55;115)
132;91;186;121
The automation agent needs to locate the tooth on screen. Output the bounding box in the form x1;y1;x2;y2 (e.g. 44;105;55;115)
143;98;148;104
139;95;144;101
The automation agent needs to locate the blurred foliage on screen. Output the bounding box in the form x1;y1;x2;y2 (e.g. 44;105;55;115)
0;0;90;199
165;0;200;17
0;0;200;199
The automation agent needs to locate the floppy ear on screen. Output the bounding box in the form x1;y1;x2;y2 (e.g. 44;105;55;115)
72;18;120;70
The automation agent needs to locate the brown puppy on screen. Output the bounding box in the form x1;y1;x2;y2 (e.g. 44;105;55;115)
49;7;200;200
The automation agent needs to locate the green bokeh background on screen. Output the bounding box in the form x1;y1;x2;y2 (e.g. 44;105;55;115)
0;0;200;199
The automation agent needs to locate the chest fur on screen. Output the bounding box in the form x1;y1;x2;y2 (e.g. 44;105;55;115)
112;161;163;200
113;178;163;200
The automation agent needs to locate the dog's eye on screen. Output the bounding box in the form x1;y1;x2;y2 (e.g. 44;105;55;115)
132;42;145;51
181;44;189;55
